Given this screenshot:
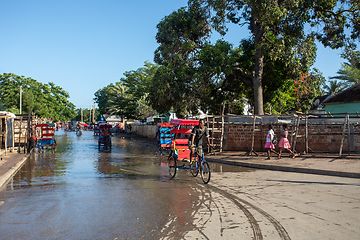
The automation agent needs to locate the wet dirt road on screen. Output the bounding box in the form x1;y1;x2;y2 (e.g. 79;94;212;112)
0;130;251;239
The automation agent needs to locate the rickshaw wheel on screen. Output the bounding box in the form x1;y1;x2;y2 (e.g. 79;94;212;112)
168;156;177;178
201;162;211;184
190;160;199;177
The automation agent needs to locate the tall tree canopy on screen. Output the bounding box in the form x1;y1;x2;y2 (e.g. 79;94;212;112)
150;1;322;116
189;0;360;114
0;73;76;121
95;62;158;120
149;3;211;117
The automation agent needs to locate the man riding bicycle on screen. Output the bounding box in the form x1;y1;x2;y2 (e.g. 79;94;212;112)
188;119;213;161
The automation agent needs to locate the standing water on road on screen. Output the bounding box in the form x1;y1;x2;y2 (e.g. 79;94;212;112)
0;130;252;239
1;131;186;239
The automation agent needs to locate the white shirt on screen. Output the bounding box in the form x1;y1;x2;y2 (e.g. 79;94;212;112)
266;129;274;143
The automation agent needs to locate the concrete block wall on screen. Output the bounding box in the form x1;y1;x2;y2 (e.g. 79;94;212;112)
128;119;359;154
224;123;360;153
131;125;157;139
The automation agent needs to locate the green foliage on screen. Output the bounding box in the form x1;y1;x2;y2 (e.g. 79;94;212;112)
330;49;360;86
150;3;211;117
0;73;76;121
268;68;325;114
188;0;359;114
323;80;347;95
94;62;158;120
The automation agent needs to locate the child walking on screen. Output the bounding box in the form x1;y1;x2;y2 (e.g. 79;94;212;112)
278;124;296;158
264;124;278;159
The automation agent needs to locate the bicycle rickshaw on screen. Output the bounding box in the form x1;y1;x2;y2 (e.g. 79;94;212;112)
93;123;100;136
167;119;211;184
76;123;83;136
157;122;173;155
98;122;112;150
35;123;56;153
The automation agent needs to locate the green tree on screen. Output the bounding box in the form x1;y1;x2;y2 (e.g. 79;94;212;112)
189;0;359;114
0;73;76;121
330;50;360;86
150;3;211;117
268;68;325;114
323;80;347;95
94;83;116;116
95;62;158;120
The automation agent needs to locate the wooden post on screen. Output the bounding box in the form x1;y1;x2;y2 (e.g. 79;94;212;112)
292;115;300;153
347;115;351;155
18;117;21;153
12;118;15;153
220;114;224;153
247;115;259;156
5;117;7;155
212;116;215;148
339;114;349;157
305;116;308;154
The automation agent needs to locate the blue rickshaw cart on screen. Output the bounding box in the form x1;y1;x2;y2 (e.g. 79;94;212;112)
36;123;56;153
98;122;112;150
157;122;173;154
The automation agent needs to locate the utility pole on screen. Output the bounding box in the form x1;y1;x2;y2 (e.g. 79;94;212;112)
93;99;96;123
19;86;22;114
89;105;92;123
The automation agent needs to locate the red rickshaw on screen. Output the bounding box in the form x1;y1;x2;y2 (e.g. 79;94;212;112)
167;119;211;184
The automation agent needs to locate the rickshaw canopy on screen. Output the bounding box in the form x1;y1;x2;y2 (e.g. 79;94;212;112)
157;122;173;127
170;119;199;126
99;122;112;128
35;124;50;128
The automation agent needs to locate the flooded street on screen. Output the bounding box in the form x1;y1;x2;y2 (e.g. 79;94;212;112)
0;131;189;239
1;131;358;240
0;130;249;239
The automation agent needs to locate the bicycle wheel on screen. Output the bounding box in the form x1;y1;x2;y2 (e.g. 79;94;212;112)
168;156;177;178
190;160;199;177
200;161;211;184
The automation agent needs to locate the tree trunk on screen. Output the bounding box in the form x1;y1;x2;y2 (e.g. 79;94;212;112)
252;19;265;115
253;46;264;115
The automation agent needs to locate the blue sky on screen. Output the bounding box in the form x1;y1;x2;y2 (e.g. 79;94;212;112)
0;0;348;109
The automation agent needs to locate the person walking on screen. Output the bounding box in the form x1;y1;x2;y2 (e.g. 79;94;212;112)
278;124;296;159
264;124;278;159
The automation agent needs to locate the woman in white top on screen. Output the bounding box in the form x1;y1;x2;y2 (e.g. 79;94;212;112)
265;124;278;159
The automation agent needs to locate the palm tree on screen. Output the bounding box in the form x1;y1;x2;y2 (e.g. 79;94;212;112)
330;50;360;87
323;80;347;95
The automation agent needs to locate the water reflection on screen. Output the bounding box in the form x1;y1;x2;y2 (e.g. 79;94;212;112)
0;130;258;239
